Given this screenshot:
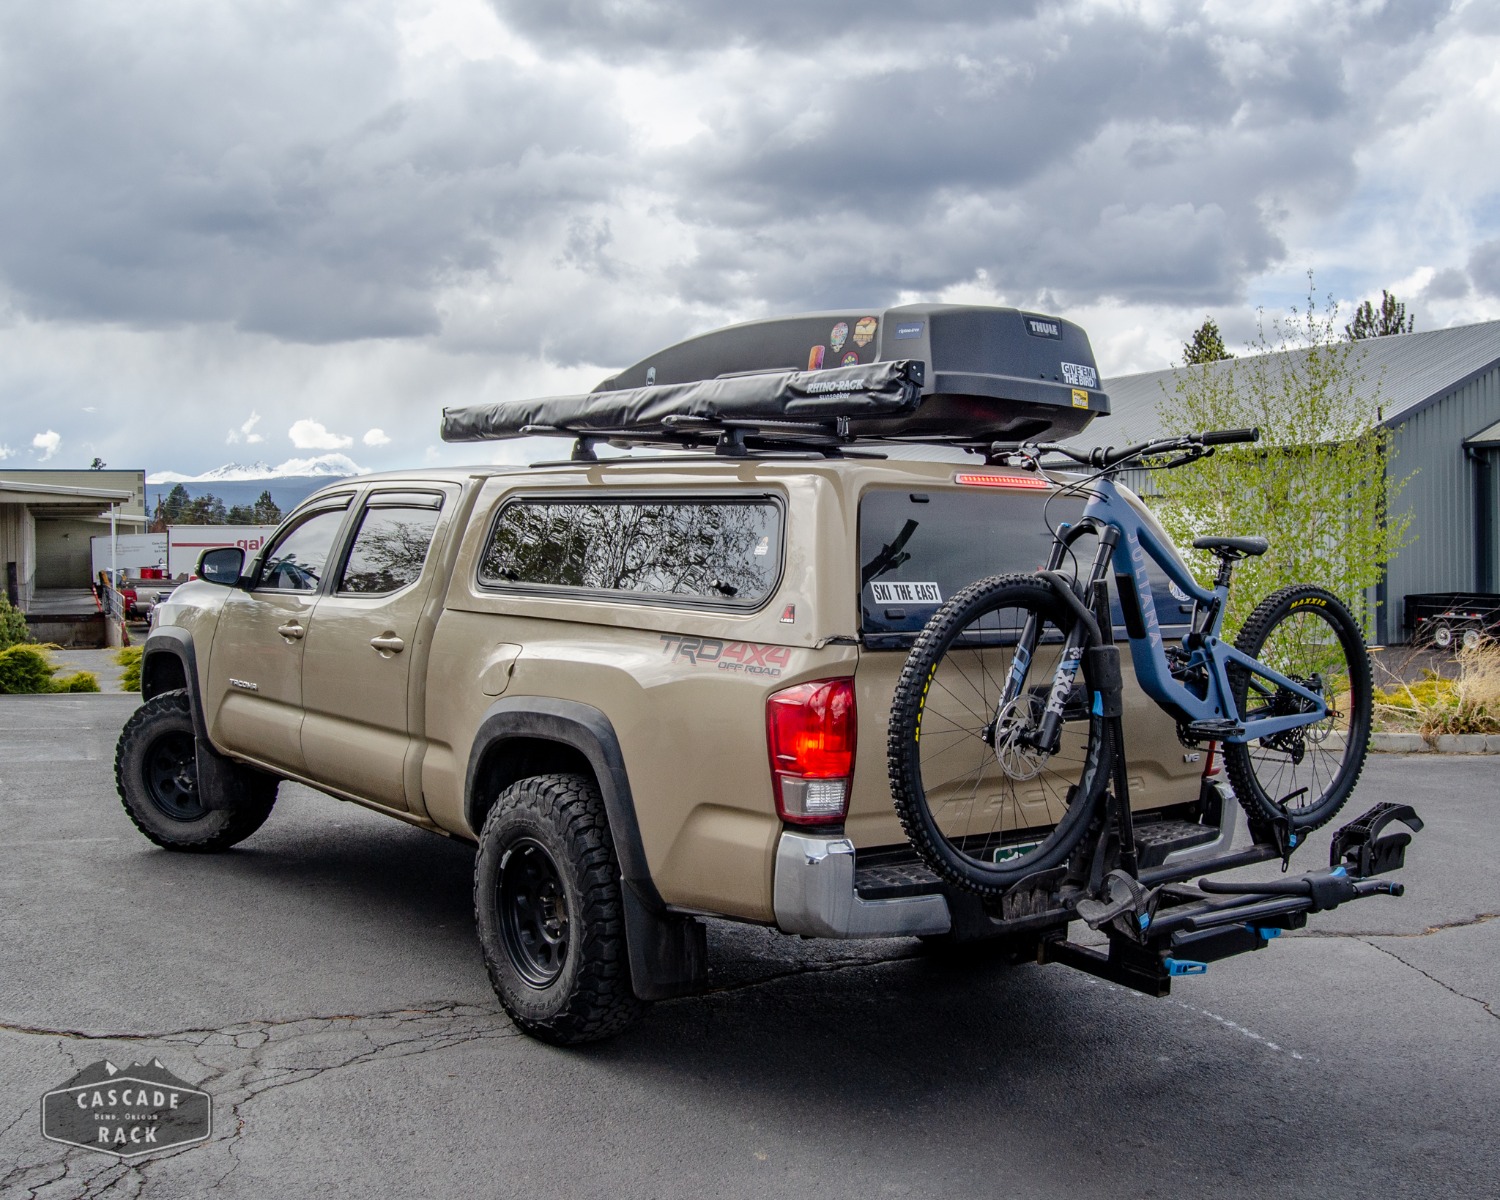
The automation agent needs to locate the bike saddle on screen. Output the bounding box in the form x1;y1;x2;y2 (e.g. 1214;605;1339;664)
1192;535;1269;559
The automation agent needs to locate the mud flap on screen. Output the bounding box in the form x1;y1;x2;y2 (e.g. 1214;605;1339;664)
622;882;708;1002
195;740;272;812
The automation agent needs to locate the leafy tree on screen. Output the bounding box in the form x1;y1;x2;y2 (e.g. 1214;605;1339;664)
1345;290;1414;340
89;457;107;470
1152;280;1413;636
1182;317;1233;364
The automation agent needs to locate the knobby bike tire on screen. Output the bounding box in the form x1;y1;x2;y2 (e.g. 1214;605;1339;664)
1224;584;1373;831
887;574;1112;896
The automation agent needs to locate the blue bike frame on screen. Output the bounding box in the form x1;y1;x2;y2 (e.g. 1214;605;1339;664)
1058;476;1328;744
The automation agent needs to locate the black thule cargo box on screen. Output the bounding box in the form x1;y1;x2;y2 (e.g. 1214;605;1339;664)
441;303;1108;450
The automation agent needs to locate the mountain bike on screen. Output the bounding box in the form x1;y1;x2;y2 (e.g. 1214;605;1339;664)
887;427;1378;900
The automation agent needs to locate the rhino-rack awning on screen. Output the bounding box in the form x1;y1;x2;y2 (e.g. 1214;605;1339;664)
440;359;926;451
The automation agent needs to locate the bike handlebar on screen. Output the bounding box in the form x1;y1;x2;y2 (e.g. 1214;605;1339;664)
1200;427;1260;447
1006;427;1261;471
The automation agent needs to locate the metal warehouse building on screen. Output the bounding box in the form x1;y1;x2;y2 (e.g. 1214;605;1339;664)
1096;319;1500;645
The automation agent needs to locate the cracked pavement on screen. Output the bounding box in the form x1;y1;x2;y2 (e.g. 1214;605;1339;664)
2;696;1497;1199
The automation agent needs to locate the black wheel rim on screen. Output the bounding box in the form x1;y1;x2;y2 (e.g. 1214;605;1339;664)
1240;608;1362;817
901;589;1102;884
497;839;570;988
143;730;206;821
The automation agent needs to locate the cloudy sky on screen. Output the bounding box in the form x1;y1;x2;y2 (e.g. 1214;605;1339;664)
2;0;1498;478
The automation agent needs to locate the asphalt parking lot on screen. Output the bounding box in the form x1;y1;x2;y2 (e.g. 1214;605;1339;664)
2;696;1497;1199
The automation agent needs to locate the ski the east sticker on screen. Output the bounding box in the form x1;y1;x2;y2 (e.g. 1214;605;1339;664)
870;581;942;605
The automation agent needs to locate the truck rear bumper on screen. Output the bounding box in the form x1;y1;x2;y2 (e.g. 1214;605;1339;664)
772;830;952;939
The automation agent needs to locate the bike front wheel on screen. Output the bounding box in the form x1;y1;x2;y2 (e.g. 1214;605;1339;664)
887;575;1112;896
1224;584;1373;831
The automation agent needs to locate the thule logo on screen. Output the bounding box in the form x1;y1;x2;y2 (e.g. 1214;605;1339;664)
228;678;259;692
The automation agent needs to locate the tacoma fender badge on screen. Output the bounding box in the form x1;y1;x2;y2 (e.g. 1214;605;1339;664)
228;678;259;692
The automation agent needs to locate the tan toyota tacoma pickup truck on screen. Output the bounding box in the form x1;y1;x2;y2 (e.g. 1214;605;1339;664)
115;305;1239;1044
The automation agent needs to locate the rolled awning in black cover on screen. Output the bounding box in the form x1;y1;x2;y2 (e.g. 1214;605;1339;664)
440;360;924;443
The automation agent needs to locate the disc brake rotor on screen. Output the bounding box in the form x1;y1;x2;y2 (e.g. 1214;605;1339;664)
989;694;1048;781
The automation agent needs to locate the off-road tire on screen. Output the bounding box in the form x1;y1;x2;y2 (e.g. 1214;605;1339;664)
1224;584;1373;831
473;773;644;1046
114;690;278;851
888;574;1112;897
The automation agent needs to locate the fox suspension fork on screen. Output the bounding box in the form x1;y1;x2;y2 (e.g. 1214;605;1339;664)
1025;525;1120;756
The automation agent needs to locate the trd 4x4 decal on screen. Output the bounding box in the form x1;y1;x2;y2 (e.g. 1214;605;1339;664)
660;635;791;676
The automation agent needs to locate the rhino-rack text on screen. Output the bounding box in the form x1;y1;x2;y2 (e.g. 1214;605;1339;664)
660;635;791;676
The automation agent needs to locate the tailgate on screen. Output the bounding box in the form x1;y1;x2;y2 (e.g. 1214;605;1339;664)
843;481;1204;851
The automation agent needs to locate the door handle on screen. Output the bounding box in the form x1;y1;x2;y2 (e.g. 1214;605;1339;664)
370;634;405;654
277;622;304;641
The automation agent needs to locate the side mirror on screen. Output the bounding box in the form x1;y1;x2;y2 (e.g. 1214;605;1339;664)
198;547;246;587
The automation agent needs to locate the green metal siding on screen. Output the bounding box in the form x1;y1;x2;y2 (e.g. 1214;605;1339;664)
1384;366;1500;641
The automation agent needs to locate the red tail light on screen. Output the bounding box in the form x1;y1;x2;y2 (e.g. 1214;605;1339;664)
766;679;856;825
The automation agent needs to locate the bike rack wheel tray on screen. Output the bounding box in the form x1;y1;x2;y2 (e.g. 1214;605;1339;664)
1037;801;1422;997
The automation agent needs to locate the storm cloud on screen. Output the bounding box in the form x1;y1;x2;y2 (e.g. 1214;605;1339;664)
0;0;1495;477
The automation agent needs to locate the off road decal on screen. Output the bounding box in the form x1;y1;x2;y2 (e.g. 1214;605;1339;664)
660;635;791;677
1292;598;1327;609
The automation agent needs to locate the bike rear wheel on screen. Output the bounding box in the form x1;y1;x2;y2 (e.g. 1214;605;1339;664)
887;575;1112;896
1224;584;1373;831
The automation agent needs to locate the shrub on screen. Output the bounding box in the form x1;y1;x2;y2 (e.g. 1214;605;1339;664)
1373;642;1500;739
0;595;28;650
0;645;55;692
114;645;143;692
0;644;103;694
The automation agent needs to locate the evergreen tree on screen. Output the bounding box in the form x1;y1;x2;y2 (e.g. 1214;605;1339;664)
252;490;282;524
1345;290;1414;340
150;483;192;532
1182;317;1233;364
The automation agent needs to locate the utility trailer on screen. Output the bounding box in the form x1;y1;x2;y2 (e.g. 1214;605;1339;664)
1404;591;1500;651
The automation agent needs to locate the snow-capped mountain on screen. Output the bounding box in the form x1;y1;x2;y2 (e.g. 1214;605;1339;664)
146;453;369;484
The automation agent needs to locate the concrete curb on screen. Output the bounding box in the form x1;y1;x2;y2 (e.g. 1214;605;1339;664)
1327;730;1500;754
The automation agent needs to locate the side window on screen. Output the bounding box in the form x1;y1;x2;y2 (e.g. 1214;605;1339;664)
256;508;346;592
478;497;782;605
337;502;442;595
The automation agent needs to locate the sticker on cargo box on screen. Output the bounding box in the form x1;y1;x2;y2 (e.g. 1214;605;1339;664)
841;351;859;366
1061;362;1098;389
807;345;825;370
894;322;924;340
853;316;878;346
829;322;849;352
870;581;942;605
1071;388;1089;409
